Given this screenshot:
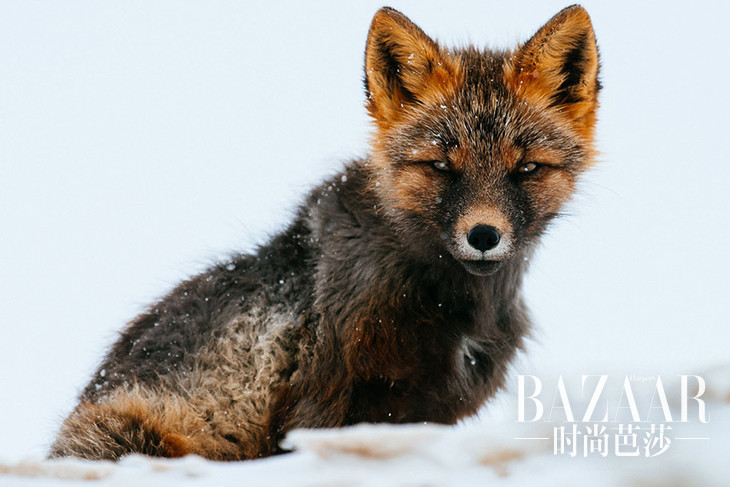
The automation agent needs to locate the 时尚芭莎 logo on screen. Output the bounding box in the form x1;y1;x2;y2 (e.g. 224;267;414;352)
514;375;710;458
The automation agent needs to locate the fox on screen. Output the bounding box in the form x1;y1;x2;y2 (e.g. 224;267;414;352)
50;5;600;461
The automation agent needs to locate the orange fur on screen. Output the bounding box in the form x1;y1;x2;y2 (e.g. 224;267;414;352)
504;5;600;142
365;7;464;132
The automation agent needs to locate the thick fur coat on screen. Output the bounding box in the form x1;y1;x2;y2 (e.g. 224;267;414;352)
51;5;600;460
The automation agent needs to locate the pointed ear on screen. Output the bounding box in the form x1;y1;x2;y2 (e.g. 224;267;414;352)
364;8;461;128
508;6;600;131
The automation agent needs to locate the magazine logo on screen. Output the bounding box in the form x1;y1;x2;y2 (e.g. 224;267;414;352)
515;375;709;458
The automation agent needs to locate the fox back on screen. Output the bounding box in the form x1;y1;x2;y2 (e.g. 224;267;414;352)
51;6;600;461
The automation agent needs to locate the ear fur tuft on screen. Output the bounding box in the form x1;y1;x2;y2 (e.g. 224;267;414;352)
507;5;600;133
364;7;461;128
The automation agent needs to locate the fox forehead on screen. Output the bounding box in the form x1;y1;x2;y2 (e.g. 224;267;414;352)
383;52;585;173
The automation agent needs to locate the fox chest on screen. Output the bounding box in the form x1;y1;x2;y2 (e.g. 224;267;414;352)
341;311;497;424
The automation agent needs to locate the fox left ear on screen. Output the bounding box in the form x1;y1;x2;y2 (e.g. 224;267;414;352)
364;8;461;129
509;5;600;132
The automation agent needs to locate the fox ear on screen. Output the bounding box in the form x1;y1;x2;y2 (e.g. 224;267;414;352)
364;8;460;127
509;5;600;129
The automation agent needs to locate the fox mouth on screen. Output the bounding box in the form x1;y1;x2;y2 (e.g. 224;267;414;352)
460;260;504;276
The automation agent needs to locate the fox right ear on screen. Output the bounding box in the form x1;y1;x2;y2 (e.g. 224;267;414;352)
364;8;461;129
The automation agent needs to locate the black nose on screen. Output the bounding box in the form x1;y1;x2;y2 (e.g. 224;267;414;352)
467;225;501;252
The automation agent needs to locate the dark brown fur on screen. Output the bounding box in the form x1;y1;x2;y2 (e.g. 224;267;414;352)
51;5;600;461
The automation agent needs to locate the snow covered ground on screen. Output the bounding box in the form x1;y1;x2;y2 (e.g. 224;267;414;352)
2;382;729;486
1;0;729;485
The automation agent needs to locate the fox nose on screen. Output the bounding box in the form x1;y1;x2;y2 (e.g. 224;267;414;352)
467;225;501;252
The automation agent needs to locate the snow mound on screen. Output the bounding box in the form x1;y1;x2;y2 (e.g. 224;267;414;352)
1;365;729;486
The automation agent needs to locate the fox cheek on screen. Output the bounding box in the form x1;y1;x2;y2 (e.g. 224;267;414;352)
513;176;576;238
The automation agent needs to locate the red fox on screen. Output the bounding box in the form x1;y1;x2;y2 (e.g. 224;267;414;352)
51;5;600;460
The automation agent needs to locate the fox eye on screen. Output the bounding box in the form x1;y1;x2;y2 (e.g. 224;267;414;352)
516;162;540;174
431;161;450;172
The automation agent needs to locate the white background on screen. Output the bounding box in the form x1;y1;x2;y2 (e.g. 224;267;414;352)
1;0;728;461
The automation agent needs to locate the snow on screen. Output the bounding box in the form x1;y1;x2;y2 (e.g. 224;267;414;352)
1;0;729;485
2;389;730;486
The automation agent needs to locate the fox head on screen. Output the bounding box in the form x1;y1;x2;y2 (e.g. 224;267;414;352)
363;6;600;276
